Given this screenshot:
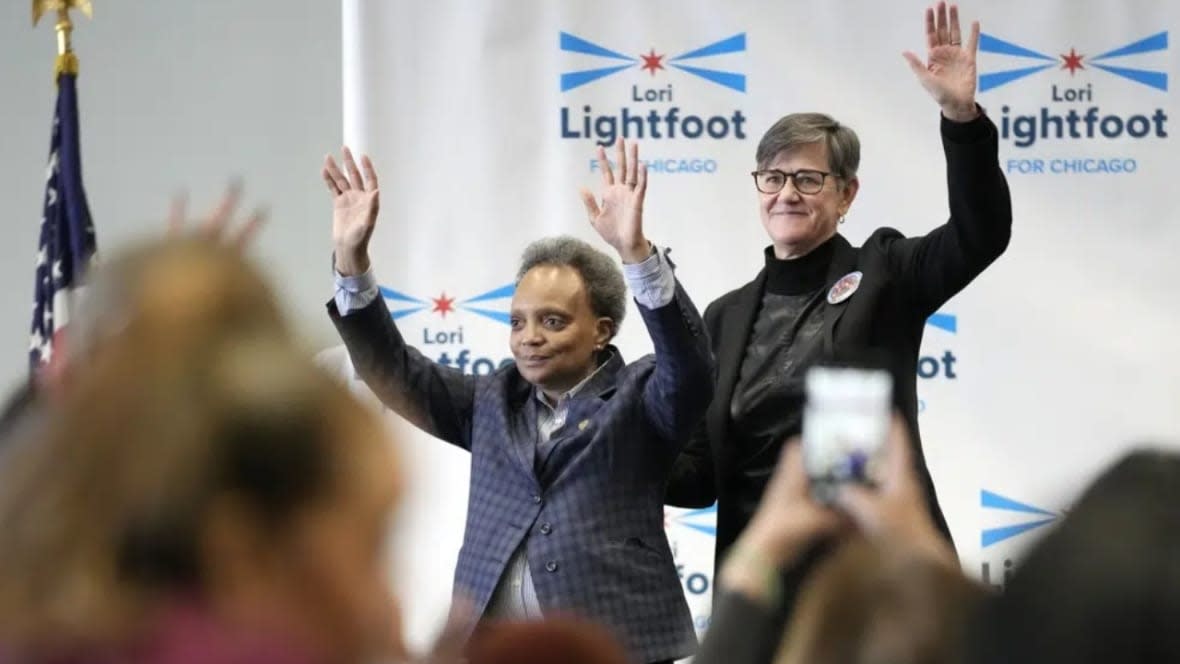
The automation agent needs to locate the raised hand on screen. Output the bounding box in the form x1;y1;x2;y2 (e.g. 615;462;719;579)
580;138;650;264
903;2;981;122
835;416;957;566
716;439;843;607
323;147;380;276
735;440;845;569
166;182;266;250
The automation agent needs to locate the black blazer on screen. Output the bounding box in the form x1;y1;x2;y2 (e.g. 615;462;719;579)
666;112;1013;563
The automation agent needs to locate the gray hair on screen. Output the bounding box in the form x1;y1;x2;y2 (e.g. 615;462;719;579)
755;112;861;183
516;236;627;337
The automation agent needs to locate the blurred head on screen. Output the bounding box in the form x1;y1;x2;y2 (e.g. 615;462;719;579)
185;342;402;664
0;244;401;664
969;449;1180;664
777;536;986;664
466;618;630;664
753;113;860;259
59;236;287;390
511;237;625;397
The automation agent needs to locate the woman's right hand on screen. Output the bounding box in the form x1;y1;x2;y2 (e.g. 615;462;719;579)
836;416;956;566
735;440;844;570
718;440;843;607
323;147;380;277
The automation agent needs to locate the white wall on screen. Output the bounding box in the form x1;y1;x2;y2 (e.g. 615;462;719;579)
0;0;343;390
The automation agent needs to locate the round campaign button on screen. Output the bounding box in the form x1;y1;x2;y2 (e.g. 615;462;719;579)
827;271;863;305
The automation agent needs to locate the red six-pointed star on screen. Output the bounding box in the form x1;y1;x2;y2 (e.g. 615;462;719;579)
432;292;456;318
640;49;665;75
1061;48;1085;75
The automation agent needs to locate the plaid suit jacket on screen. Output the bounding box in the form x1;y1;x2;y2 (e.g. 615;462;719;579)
329;280;713;663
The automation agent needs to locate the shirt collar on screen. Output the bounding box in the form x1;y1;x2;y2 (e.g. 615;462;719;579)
534;349;614;410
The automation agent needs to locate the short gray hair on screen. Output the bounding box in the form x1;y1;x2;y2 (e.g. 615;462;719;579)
516;236;627;337
755;112;861;183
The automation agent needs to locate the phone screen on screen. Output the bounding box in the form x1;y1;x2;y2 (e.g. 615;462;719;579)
802;365;893;504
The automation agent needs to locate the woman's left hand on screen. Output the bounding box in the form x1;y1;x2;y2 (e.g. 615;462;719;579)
904;2;980;122
733;439;844;570
580;138;651;264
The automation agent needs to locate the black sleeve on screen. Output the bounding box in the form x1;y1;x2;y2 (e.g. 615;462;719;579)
884;108;1013;317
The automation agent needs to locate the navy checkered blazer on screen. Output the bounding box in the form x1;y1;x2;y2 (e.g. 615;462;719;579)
328;280;713;663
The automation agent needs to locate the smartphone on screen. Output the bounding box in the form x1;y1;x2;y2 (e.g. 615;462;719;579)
801;364;893;505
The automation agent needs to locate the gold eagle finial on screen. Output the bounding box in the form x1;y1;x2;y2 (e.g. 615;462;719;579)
32;0;93;76
33;0;92;27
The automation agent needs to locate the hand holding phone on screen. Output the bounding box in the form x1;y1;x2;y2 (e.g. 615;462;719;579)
802;365;893;504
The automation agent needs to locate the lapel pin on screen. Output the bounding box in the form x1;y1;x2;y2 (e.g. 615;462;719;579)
827;271;863;305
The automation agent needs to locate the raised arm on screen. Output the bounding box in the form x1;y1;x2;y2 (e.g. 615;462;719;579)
891;2;1012;315
324;148;477;449
580;139;714;444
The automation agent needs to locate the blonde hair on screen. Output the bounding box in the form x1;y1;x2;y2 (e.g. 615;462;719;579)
776;537;986;664
0;238;391;649
68;235;287;362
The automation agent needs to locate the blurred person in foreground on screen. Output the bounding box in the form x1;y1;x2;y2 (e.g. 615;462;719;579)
968;450;1180;664
60;189;274;384
694;420;984;664
464;618;630;664
322;139;712;663
0;190;269;451
0;242;405;664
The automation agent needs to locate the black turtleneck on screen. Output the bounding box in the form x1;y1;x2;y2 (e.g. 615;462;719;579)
764;237;834;295
726;236;835;513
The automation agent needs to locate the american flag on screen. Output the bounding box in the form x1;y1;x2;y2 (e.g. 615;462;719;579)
29;72;96;374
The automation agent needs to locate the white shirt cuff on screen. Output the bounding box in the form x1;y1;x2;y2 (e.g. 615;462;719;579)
623;245;676;309
333;266;380;314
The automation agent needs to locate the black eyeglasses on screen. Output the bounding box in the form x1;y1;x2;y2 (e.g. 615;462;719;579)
750;169;832;195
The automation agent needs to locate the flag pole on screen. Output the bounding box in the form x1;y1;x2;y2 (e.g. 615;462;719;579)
32;0;93;78
29;0;96;376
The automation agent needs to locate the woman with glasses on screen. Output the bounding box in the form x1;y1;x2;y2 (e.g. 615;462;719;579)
665;0;1011;630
